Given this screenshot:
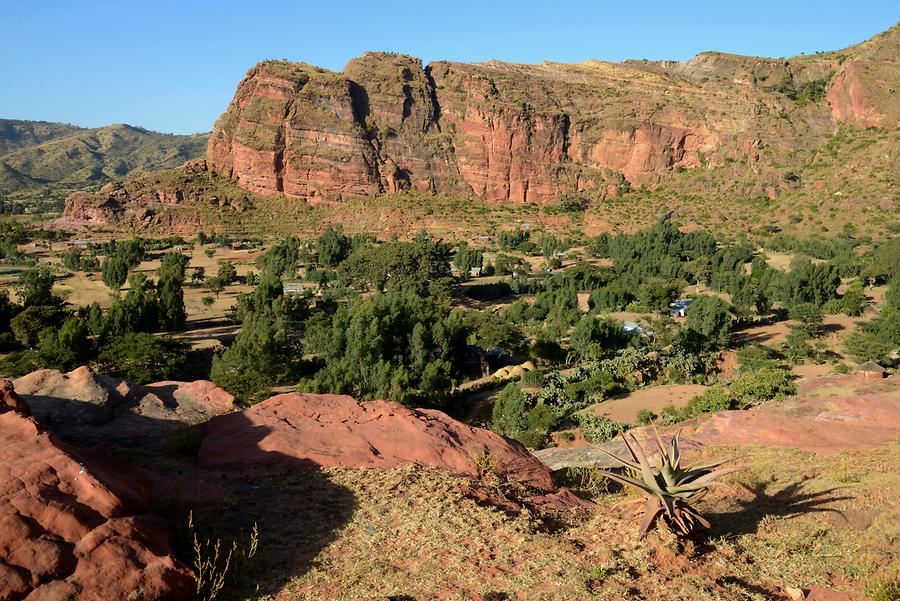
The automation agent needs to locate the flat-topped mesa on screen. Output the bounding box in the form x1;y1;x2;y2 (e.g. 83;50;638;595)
206;27;898;204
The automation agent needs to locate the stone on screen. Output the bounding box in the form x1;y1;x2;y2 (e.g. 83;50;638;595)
198;392;555;490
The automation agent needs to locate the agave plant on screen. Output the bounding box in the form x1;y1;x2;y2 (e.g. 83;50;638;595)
599;428;739;537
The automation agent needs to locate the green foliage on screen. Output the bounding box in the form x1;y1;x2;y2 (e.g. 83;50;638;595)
589;283;634;312
600;430;739;536
453;246;483;274
158;253;188;331
10;305;66;347
101;255;129;291
211;277;306;402
789;302;824;337
16;267;60;307
339;241;453;297
61;248;99;272
782;257;840;307
38;316;92;370
569;315;630;360
102;274;161;339
493;254;528;276
97;333;189;384
301;290;467;406
736;344;780;371
638;278;683;312
465;310;527;356
679;368;796;420
216;260;237;285
843;331;892;365
636;409;656;425
840;284;867;317
256;236;301;278
203;276;226;298
498;229;532;252
491;383;530;436
682;295;732;351
316;226;351;268
575;413;625;443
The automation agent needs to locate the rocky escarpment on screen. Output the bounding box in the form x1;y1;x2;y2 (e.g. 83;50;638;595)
205;26;898;204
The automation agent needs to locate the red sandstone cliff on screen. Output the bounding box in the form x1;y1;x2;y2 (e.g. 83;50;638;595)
205;27;897;204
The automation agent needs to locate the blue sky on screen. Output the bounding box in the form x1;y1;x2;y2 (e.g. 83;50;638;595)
0;1;896;134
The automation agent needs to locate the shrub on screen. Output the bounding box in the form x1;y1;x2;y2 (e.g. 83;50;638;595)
575;413;626;443
728;368;796;403
636;409;656;425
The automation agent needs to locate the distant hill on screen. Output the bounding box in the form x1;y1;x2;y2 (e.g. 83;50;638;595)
0;120;208;211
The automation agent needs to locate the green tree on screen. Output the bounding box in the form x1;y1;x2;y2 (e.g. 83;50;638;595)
98;333;189;384
569;315;630;360
10;305;67;347
316;226;352;268
216;260;237;285
101;255;129;291
844;332;892;365
157;253;188;331
841;284;867;317
203;276;225;298
453;247;483;274
190;266;206;285
789;302;824;337
301;290;468;406
682;295;732;350
211;276;307;402
491;383;530;436
102;274;161;338
16;268;60;307
339;242;453;297
38;316;92;370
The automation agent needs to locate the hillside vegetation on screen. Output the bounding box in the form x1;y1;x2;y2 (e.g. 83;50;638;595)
0;120;208;212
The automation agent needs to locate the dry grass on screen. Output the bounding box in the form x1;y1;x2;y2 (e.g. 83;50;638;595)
171;442;898;601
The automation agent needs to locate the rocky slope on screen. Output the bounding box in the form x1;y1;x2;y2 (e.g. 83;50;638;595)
205;27;897;204
13;366;238;447
0;383;192;600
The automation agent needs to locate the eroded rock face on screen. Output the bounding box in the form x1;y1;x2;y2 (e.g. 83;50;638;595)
205;28;897;204
198;392;556;490
13;366;237;446
0;385;192;600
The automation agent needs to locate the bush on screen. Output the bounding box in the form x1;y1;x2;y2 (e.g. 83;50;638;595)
520;369;543;387
636;409;656;425
575;413;626;443
729;368;796;403
736;344;780;371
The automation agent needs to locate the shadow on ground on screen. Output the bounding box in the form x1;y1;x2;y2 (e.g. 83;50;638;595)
141;411;357;600
701;476;854;540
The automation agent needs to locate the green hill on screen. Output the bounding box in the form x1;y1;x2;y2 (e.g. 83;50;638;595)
0;120;208;212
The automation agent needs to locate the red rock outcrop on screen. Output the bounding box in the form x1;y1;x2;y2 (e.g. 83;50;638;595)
0;381;192;600
13;366;237;446
690;375;900;453
205;27;898;204
198;392;555;490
